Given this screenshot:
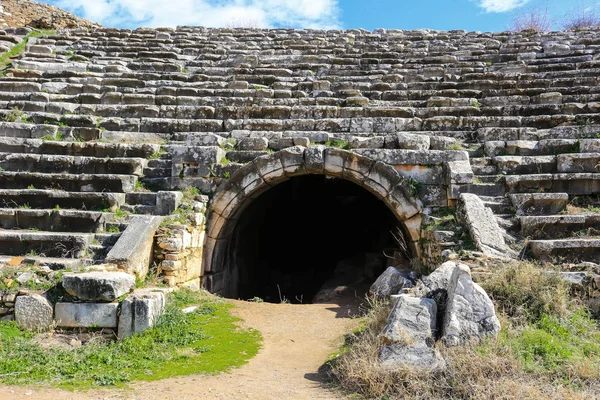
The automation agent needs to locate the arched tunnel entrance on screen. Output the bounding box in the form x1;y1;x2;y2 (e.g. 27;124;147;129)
204;148;423;302
224;176;408;303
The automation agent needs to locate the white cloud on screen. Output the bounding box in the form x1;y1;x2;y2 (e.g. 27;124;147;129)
471;0;531;13
51;0;341;29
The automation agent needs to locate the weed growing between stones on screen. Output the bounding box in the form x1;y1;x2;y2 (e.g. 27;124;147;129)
326;261;600;399
0;291;261;388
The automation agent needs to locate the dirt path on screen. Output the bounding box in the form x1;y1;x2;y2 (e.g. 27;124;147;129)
0;299;360;400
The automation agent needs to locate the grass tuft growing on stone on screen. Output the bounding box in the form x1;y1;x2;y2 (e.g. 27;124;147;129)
327;261;600;399
0;291;261;389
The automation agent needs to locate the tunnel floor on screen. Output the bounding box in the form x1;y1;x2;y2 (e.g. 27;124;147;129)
227;175;408;303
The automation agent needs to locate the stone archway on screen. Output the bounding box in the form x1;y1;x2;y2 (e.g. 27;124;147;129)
203;146;423;297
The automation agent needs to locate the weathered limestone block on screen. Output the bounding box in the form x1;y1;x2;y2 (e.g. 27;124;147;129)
442;264;500;346
430;136;458;150
15;294;53;332
557;153;600;173
105;215;163;277
62;271;135;302
379;295;445;370
238;137;269;151
156;225;206;287
509;193;569;216
228;81;249;89
445;160;473;184
355;149;468;165
348;136;385;149
535;92;563;105
346;96;369;106
54;303;119;328
304;145;325;173
118;290;166;339
415;261;458;296
580;139;600;153
156;191;183;215
28;45;53;54
169;145;225;178
369;267;413;298
253;152;285;184
459;193;514;258
528;239;600;263
397;132;430;150
185;133;226;147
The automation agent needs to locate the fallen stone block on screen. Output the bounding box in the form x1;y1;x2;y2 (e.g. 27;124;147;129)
62;271;135;302
379;294;445;370
369;266;413;298
459;193;515;258
442;264;500;346
15;294;53;332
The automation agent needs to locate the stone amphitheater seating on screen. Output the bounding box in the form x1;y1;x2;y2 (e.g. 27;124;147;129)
0;25;599;287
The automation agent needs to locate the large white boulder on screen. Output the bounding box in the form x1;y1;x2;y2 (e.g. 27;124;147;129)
15;294;53;332
379;294;445;370
369;267;413;298
442;264;501;346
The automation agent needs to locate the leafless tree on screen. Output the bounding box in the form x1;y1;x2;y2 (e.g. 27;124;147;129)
563;0;600;30
224;18;263;29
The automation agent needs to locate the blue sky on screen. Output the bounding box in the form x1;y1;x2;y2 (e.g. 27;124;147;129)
48;0;598;32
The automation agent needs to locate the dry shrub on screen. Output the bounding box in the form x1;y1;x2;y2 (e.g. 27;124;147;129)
478;260;570;322
563;0;600;30
509;0;553;32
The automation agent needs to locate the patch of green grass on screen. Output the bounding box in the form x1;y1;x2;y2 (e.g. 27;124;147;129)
404;177;422;197
181;186;200;203
105;225;121;233
134;180;150;193
0;293;261;389
324;139;351;150
509;310;600;372
148;151;162;160
2;107;26;123
444;142;465;151
160;207;196;227
0;30;55;73
113;208;129;220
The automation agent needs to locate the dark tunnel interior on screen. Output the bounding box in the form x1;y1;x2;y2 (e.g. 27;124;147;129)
226;175;409;303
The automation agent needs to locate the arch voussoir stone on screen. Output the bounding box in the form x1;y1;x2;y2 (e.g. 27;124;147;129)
323;148;346;176
364;161;403;200
386;182;420;221
304;145;326;174
252;153;286;185
279;146;306;177
342;151;376;185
